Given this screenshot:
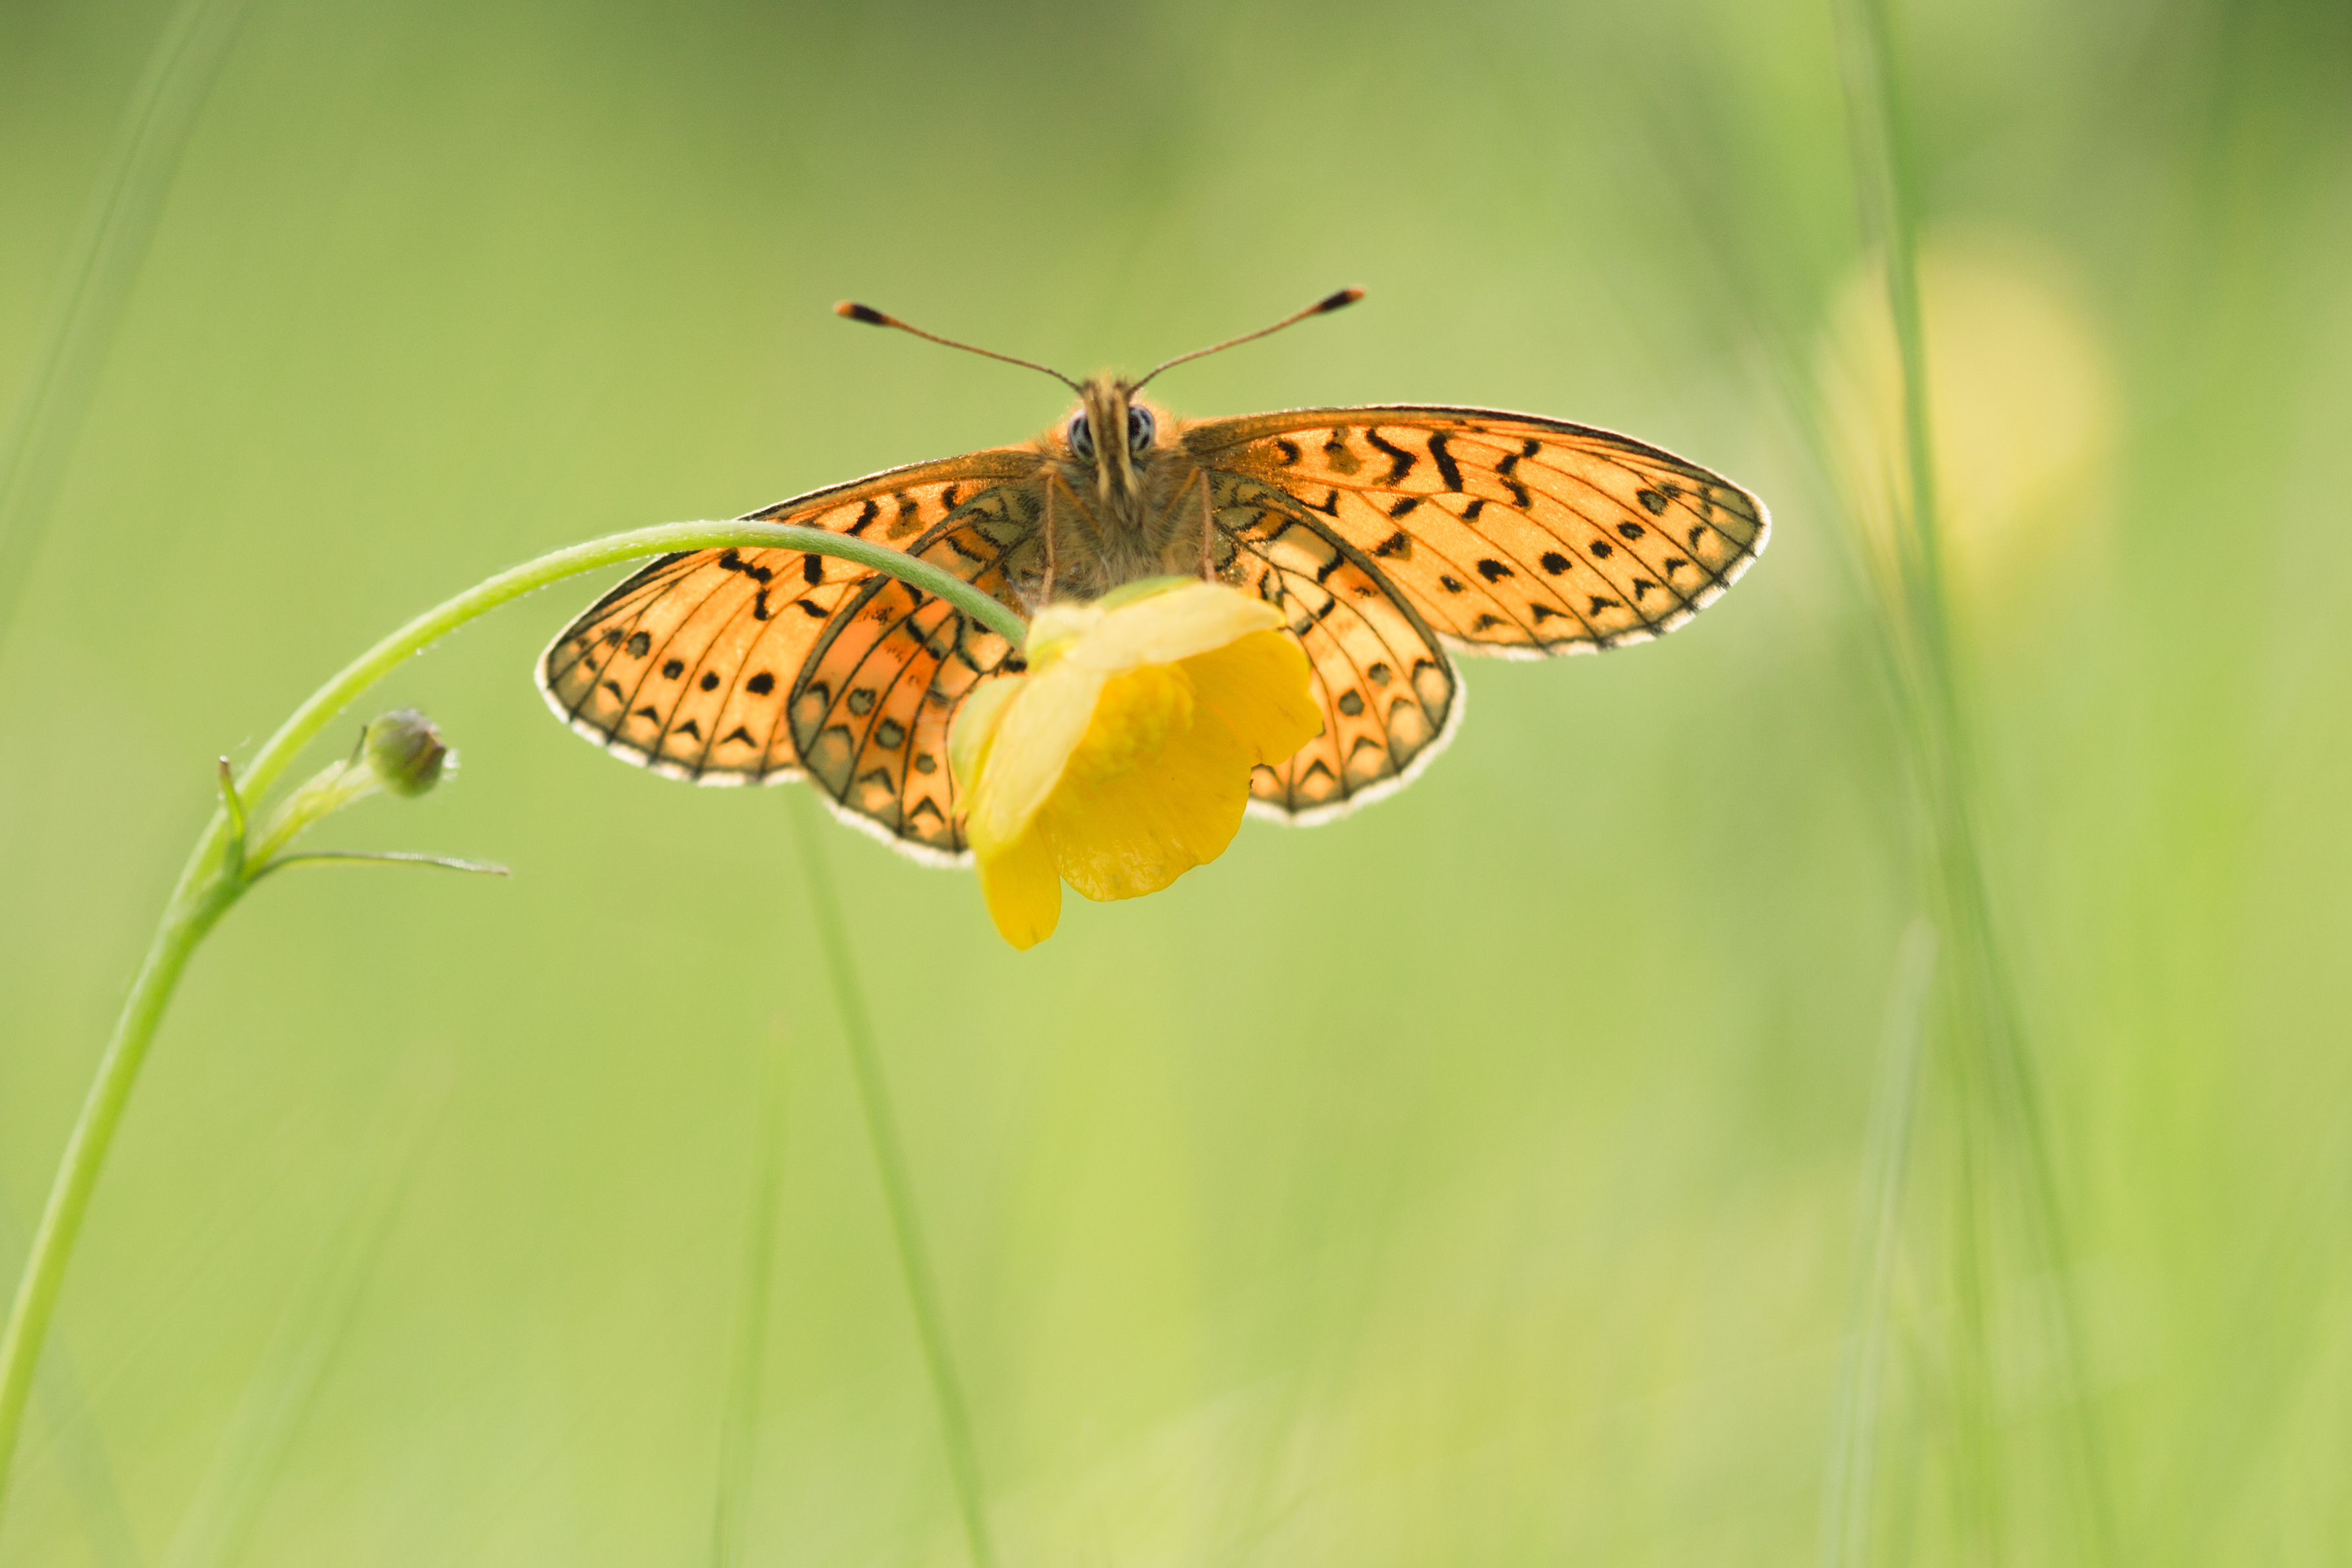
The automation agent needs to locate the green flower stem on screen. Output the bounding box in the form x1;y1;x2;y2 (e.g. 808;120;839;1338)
235;522;1025;809
0;520;1027;1521
241;760;381;872
788;794;997;1568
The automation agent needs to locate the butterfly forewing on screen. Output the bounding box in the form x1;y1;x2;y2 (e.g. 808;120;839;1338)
1189;407;1767;656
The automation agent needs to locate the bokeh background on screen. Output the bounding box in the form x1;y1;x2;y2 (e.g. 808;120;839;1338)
3;0;2349;1563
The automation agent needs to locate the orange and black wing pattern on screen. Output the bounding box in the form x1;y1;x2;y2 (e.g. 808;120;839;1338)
1207;471;1459;822
780;495;1040;862
536;450;1042;862
1188;406;1767;658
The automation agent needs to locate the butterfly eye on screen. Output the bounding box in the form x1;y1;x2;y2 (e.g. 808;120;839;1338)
1128;406;1156;456
1066;412;1095;460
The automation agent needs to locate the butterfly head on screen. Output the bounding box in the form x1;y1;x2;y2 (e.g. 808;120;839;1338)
1061;375;1163;515
833;287;1362;523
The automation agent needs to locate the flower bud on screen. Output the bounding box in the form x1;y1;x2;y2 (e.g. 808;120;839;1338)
363;709;450;797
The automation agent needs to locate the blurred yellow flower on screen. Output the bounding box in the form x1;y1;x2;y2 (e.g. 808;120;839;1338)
950;579;1321;950
1816;224;2116;600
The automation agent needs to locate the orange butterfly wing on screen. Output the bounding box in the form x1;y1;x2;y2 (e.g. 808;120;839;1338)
1188;406;1768;656
536;450;1042;861
1207;470;1460;821
782;492;1039;862
544;406;1767;846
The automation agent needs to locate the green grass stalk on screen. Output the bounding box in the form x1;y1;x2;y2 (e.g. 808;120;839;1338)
711;1022;789;1567
1828;0;2117;1561
157;1075;439;1568
0;520;1026;1526
0;1204;141;1568
1819;919;1936;1568
787;792;998;1568
0;0;253;646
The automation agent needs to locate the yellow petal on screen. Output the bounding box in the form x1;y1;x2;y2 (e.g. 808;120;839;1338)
957;582;1323;948
1064;580;1287;674
1044;685;1253;902
1021;602;1104;672
947;675;1022;792
1057;665;1195;788
1178;628;1322;767
974;824;1062;950
965;661;1106;850
1095;575;1200;612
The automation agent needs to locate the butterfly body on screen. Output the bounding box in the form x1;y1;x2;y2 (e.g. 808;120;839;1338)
1027;377;1214;602
540;370;1767;862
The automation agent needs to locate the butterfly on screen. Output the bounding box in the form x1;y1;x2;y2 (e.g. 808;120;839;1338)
537;290;1769;863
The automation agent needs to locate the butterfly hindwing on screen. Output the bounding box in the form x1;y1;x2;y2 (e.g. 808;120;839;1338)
1187;406;1768;657
1208;472;1459;821
787;497;1036;862
536;449;1039;789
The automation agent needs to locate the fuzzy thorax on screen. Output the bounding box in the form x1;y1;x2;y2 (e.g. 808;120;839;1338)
1027;375;1217;604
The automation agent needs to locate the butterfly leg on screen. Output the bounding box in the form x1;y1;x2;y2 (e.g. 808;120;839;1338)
1195;469;1215;581
1040;472;1061;604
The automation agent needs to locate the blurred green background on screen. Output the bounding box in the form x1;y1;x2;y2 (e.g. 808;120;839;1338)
3;0;2348;1563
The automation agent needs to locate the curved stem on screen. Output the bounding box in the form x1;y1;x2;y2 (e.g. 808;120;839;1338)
239;520;1024;805
0;521;1025;1522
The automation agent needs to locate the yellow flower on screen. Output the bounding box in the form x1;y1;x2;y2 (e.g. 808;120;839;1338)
949;579;1321;950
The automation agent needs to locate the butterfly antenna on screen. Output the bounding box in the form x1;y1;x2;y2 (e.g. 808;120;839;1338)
1128;286;1364;392
833;301;1083;392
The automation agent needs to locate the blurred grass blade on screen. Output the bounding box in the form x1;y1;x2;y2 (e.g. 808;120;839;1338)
2146;1081;2352;1565
711;1020;788;1568
0;1198;143;1568
0;0;253;649
30;1356;144;1568
787;792;997;1568
155;1070;441;1568
1828;1;2117;1562
1819;918;1935;1568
